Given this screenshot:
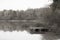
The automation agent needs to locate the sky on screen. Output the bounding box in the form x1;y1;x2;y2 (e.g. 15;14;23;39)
0;0;53;40
0;0;53;10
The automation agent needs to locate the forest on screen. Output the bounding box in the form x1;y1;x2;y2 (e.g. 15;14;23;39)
0;7;52;31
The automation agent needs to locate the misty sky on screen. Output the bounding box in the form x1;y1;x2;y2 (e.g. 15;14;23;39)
0;0;53;40
0;0;52;10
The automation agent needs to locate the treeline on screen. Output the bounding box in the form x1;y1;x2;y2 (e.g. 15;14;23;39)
0;7;59;32
0;7;52;32
0;7;51;20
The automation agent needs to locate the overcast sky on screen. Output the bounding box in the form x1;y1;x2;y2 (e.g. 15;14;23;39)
0;0;53;40
0;0;52;10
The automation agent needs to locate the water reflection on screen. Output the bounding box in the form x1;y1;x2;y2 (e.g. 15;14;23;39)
0;30;42;40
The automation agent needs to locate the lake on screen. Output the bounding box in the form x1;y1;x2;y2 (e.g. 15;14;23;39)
0;30;42;40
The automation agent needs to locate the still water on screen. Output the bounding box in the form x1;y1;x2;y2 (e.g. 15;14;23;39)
0;30;42;40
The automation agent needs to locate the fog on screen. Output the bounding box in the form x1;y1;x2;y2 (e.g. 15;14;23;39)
0;0;53;40
0;31;42;40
